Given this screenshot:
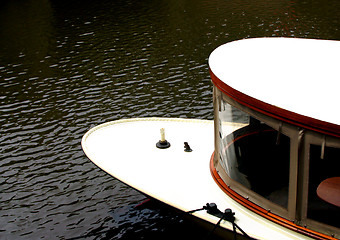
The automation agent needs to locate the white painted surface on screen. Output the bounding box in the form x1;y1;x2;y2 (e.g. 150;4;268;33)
209;38;340;125
82;118;313;239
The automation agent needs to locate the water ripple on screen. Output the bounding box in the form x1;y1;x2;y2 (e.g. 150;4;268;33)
1;0;339;239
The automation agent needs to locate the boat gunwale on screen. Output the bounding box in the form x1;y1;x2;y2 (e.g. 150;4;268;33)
82;117;213;148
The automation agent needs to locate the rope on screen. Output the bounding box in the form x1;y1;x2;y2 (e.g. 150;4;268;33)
188;203;251;240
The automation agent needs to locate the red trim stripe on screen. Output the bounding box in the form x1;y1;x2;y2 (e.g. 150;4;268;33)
210;69;340;138
209;152;337;240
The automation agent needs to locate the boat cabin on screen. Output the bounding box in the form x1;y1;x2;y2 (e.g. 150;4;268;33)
209;38;340;239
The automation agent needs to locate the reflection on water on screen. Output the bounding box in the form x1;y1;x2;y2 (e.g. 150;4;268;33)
1;0;340;239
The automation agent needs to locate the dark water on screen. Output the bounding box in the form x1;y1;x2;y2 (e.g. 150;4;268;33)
1;0;340;239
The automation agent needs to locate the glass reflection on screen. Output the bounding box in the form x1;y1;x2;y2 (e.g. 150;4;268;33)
218;95;290;208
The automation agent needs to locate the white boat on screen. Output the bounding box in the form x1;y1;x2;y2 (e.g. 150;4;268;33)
82;38;340;239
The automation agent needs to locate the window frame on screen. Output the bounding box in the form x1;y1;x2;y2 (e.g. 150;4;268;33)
214;86;340;238
214;86;299;221
298;130;340;236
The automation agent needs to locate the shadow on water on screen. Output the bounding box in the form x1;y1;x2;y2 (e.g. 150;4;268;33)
68;201;225;240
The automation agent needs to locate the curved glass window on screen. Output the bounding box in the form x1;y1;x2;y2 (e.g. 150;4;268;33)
218;97;290;208
214;88;340;237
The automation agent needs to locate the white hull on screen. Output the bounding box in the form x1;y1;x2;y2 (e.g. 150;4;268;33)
82;118;314;240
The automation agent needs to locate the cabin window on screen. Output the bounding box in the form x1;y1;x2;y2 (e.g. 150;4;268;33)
218;97;290;208
307;144;340;228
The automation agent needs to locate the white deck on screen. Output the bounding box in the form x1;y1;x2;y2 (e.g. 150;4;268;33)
209;38;340;126
82;118;313;240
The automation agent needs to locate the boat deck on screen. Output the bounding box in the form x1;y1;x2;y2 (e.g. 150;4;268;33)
82;118;314;240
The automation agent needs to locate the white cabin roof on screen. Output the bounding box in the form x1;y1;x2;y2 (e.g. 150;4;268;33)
209;38;340;133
